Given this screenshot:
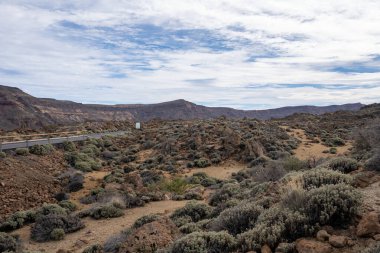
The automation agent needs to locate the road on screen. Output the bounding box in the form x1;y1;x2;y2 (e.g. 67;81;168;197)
0;131;128;151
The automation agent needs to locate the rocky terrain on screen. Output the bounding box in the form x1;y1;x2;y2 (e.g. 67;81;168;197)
0;104;379;253
0;85;363;131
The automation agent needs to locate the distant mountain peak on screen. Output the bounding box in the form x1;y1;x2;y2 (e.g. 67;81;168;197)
0;84;366;131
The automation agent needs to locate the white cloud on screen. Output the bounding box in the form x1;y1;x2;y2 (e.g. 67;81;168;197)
0;0;379;109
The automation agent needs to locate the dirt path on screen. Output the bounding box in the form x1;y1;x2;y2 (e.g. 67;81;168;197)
14;200;189;253
284;127;352;160
184;160;244;180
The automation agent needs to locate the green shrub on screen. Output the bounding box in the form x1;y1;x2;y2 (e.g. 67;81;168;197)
0;152;6;158
187;172;218;187
36;204;68;217
15;147;29;156
0;232;19;252
82;203;124;220
29;144;54;155
304;184;361;226
328;157;359;173
179;219;211;234
160;178;190;195
251;161;287;183
63;141;76;151
58;200;77;212
171;201;212;225
65;151;101;172
50;228;65;241
239;206;311;250
329;137;345;146
0;209;36;231
329;147;337;154
194;158;211;168
170;231;236;253
301;168;352;189
133;214;160;229
283;157;306;171
209;183;241;206
31;213;84;242
83;244;103;253
212;201;263;235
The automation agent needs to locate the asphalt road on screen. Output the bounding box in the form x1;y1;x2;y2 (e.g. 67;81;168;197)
0;131;128;151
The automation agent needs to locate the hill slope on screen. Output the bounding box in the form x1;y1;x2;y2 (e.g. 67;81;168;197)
0;85;364;130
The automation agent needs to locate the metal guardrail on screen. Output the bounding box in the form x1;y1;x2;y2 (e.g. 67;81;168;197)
0;131;128;151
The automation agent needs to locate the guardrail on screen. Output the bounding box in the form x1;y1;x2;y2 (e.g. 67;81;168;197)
0;131;129;151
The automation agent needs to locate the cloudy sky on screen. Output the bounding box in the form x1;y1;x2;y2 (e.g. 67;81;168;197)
0;0;380;109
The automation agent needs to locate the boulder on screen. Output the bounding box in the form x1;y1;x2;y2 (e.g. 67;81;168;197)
328;235;347;248
296;239;332;253
316;230;330;242
357;212;380;237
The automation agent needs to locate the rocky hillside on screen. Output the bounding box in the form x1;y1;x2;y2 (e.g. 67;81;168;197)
0;85;364;131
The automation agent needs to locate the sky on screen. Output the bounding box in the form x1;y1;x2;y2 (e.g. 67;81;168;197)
0;0;380;109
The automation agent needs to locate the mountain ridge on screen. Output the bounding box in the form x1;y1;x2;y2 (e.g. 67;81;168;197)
0;84;365;130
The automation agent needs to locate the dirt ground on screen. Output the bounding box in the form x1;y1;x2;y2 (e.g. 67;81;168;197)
70;170;110;209
0;151;67;221
14;200;189;253
184;160;245;180
285;127;352;160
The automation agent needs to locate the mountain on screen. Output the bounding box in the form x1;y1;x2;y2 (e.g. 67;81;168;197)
0;85;365;131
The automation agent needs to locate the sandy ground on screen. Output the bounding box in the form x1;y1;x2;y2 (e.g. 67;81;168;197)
185;160;245;180
286;128;352;160
14;200;189;253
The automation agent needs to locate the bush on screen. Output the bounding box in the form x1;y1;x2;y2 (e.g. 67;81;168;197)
212;201;263;235
329;137;345;146
171;201;212;225
209;183;241;206
15;147;29;156
0;152;6;158
328;157;359;173
50;228;65;241
194;158;211;168
251;161;287;183
65;151;101;172
304;184;361;226
0;232;19;252
160;178;190;195
179;219;211;234
0;209;36;231
68;173;84;192
83;244;104;253
301;168;352;190
29;144;54;155
283;157;306;171
81;203;124;220
187;172;219;187
365;153;380;171
36;204;68;217
59;200;77;212
31;213;84;242
169;231;236;253
133;214;160;229
238;206;311;250
103;228;132;253
329;147;337;154
63;141;76;151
